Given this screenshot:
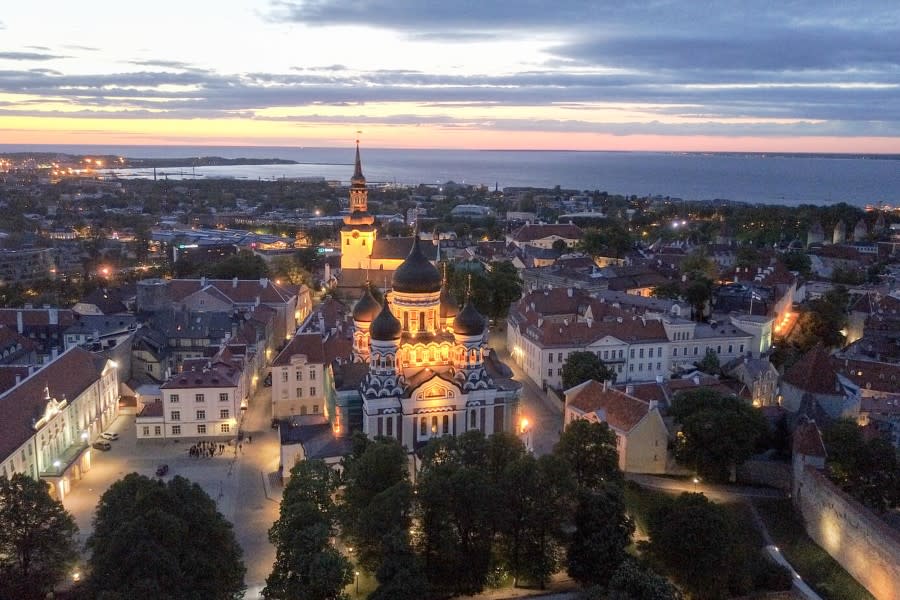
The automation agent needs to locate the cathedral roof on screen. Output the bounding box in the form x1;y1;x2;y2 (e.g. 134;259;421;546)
392;235;442;294
453;300;486;335
370;302;402;341
440;286;459;319
352;287;381;322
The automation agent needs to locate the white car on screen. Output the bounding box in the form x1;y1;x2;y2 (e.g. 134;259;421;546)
100;432;119;441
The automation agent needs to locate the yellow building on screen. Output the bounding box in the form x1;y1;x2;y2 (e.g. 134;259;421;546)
564;380;669;474
338;145;439;288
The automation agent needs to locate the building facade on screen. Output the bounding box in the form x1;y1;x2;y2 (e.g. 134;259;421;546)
352;235;520;450
0;347;120;500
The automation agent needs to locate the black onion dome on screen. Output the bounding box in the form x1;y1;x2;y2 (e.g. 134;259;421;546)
453;301;485;335
439;286;459;319
352;288;381;322
370;303;402;341
392;235;441;294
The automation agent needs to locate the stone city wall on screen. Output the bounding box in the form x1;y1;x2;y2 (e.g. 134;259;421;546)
795;466;900;600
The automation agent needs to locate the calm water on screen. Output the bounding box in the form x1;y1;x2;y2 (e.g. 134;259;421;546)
3;144;899;207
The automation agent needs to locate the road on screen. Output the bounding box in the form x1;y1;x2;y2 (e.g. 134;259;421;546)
490;329;563;456
61;382;281;599
627;473;786;501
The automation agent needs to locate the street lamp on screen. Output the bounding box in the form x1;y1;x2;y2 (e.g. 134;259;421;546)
355;571;360;596
692;476;700;492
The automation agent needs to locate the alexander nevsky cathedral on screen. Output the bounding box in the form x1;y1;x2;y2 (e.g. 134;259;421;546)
341;145;520;450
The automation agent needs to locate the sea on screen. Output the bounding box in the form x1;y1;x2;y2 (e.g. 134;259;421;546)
2;144;899;208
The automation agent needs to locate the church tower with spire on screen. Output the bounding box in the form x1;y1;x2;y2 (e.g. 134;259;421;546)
340;141;378;270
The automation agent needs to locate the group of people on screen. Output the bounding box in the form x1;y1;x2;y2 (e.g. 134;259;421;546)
189;440;226;458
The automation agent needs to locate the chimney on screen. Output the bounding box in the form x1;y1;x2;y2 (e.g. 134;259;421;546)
15;374;21;385
602;380;609;392
232;277;238;288
16;310;23;334
260;277;269;288
49;308;58;325
51;347;59;360
625;383;634;395
200;276;207;287
567;287;573;297
692;374;701;385
655;375;664;384
649;400;658;411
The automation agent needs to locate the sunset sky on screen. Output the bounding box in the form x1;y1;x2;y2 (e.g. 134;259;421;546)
1;1;899;151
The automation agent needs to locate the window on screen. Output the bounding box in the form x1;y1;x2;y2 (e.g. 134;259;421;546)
717;345;722;354
629;364;634;372
548;354;554;364
142;426;149;436
309;368;316;381
557;368;562;376
470;410;477;428
221;424;230;433
296;371;303;381
739;344;744;353
557;352;562;362
603;350;608;360
220;409;229;419
673;347;678;356
172;425;181;435
420;418;427;436
197;424;206;434
694;346;699;356
219;393;228;402
728;345;733;353
154;426;161;435
386;417;394;437
431;416;438;433
297;387;303;398
638;363;643;371
658;347;662;356
648;348;654;358
170;394;180;403
442;415;449;434
657;362;661;371
195;394;205;403
618;350;624;359
171;411;181;421
630;349;635;358
196;410;206;420
281;370;288;382
639;348;644;358
312;405;319;414
548;369;553;376
310;387;316;396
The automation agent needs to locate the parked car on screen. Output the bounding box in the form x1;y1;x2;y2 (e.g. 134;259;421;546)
155;464;169;477
100;432;119;441
92;441;111;451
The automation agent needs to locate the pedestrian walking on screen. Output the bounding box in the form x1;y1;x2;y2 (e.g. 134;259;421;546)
238;443;243;453
248;435;252;444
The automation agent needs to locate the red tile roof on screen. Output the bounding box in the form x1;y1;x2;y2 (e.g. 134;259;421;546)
0;348;109;459
566;380;651;433
832;357;900;394
793;421;827;458
272;333;326;366
160;363;240;389
782;345;841;395
165;278;300;306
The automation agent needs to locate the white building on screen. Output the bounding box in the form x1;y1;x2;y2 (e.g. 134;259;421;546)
270;332;328;419
0;347;120;500
139;352;244;440
507;287;765;390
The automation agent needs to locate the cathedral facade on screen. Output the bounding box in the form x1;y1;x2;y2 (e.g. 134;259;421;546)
343;147;520;449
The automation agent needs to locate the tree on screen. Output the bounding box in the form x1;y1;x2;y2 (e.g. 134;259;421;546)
552;239;568;253
265;460;352;600
651;280;682;300
567;486;634;587
781;251;811;278
694;348;720;374
554;419;623;490
270;254;312;287
561;351;616;390
339;437;410;571
823;419;900;511
607;558;683;600
497;454;573;588
87;473;245;600
645;493;734;600
683;277;713;322
206;250;270;279
0;474;79;600
796;287;848;350
672;392;768;482
484;261;523;321
369;529;430;600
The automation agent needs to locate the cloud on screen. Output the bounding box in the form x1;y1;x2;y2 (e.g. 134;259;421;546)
63;45;100;52
127;59;199;70
0;51;67;61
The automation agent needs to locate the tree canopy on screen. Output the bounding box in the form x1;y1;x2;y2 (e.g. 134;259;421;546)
823;419;900;512
561;351;616;390
671;390;768;482
86;473;245;600
0;474;79;600
554;419;623;490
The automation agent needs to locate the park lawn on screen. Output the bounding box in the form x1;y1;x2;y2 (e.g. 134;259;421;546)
753;498;875;600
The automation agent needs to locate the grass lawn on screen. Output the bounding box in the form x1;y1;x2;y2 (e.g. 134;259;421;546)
753;498;875;600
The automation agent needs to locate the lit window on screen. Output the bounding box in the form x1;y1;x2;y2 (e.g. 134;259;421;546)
221;423;230;433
